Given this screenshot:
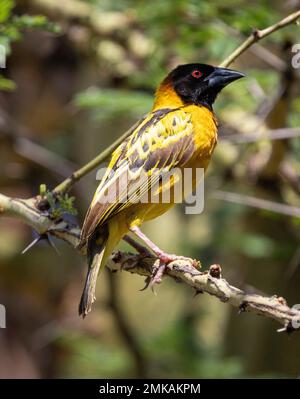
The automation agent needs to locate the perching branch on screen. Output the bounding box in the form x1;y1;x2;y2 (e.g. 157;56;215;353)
106;252;300;333
52;9;300;195
219;10;300;68
1;192;300;332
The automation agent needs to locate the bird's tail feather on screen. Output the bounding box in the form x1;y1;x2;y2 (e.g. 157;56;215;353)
79;227;108;317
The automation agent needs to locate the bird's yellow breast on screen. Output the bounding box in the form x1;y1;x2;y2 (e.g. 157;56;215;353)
184;104;218;168
126;104;218;225
153;80;218;168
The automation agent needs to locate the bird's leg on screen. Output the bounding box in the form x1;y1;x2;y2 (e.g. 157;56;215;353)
129;226;193;264
129;226;197;287
123;235;152;257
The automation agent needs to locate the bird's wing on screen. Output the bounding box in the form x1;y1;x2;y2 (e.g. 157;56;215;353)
79;107;195;245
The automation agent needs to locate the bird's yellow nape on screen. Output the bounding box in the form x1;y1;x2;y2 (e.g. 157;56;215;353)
152;78;184;111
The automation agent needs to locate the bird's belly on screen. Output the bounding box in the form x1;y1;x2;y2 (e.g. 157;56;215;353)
126;202;175;226
125;158;211;226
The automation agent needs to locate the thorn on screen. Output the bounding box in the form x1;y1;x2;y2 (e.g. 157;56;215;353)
46;234;61;256
277;322;295;334
277;327;287;333
140;277;151;291
21;236;42;254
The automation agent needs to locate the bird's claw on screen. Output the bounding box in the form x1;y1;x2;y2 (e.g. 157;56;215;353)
149;261;166;293
140;276;151;291
140;252;200;292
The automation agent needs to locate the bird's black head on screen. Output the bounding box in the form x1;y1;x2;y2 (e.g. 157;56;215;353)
168;63;245;109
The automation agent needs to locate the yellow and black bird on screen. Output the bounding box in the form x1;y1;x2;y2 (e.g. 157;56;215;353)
78;63;244;317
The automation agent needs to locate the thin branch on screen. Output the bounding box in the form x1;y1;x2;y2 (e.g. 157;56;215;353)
52;10;300;195
219;10;300;68
52;120;141;195
279;163;300;197
220;127;300;144
0;109;76;177
214;19;286;71
14;137;76;178
212;190;300;218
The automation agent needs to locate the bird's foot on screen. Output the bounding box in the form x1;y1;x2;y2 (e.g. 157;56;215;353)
149;261;166;289
148;252;199;292
155;251;199;269
128;227;199;290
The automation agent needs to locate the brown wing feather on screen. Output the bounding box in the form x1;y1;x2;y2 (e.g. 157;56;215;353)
79;107;195;247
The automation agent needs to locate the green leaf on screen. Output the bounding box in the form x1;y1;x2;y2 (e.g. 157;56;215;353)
0;0;14;24
44;190;78;219
12;15;61;34
0;75;16;91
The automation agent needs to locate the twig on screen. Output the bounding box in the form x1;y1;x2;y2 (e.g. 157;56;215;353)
0;108;76;177
215;19;286;71
14;137;76;178
279;163;300;197
51;10;300;195
220;127;300;144
219;10;300;68
212;190;300;218
53;120;140;195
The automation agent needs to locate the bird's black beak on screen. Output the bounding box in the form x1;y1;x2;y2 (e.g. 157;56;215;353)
205;67;245;89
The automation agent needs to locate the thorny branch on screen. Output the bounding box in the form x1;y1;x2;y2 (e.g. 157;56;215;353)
0;192;300;332
107;253;300;333
0;193;81;249
1;10;300;331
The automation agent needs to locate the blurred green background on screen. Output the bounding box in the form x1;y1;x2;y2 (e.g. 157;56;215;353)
0;0;300;378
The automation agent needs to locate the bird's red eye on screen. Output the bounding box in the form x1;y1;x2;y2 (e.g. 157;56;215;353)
192;70;202;78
